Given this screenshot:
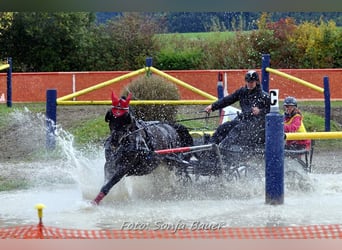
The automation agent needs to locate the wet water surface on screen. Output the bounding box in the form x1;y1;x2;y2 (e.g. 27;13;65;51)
1;110;342;230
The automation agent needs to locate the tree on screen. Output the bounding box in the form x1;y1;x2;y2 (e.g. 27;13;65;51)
0;12;14;34
102;12;161;70
264;17;299;68
289;19;341;68
0;12;96;72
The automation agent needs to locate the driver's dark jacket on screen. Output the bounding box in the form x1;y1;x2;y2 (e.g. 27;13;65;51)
211;84;270;122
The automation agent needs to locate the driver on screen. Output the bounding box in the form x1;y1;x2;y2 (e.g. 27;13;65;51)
204;70;271;145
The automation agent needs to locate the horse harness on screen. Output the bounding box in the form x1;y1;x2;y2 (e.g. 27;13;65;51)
112;117;158;154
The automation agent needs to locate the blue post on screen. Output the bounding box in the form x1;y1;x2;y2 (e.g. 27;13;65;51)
217;72;224;116
46;89;57;150
265;89;284;205
323;76;331;132
6;57;12;108
145;57;153;77
261;54;270;93
146;57;153;67
217;72;224;99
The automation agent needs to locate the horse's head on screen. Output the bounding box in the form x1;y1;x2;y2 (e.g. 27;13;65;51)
109;91;136;147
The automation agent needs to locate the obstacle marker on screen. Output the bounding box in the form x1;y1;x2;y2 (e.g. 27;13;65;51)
0;93;5;103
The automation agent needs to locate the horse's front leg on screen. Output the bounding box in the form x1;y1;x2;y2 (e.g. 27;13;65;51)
93;161;128;205
93;152;136;205
93;165;127;205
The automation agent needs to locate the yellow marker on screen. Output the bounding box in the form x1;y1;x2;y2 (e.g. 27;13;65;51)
34;203;46;224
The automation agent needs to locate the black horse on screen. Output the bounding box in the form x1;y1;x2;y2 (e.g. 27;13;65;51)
92;92;193;205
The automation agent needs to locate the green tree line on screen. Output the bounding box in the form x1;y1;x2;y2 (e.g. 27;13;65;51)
97;12;342;32
0;12;341;72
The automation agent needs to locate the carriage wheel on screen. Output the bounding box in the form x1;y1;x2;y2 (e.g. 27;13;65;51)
222;153;265;182
176;173;193;185
223;165;240;182
284;158;314;192
222;163;257;182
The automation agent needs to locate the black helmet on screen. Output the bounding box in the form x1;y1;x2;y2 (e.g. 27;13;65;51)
245;70;259;83
283;96;297;107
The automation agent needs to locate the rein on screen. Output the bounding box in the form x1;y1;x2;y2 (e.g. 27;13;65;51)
174;111;238;123
117;111;239;139
115;119;158;146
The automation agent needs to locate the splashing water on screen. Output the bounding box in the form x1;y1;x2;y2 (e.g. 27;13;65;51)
1;108;342;230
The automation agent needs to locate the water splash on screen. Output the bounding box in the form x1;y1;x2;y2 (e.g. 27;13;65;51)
3;108;314;200
1;108;342;229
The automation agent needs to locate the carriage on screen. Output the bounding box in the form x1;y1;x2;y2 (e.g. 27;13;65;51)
92;94;315;205
155;132;315;183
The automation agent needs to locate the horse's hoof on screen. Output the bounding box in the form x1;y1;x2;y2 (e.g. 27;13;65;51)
92;192;105;205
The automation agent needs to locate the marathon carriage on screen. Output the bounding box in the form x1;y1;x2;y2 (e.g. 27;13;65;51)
92;96;314;205
155;130;314;185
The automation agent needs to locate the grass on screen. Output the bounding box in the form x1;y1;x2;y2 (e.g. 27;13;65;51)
155;31;236;43
294;100;342;107
70;116;109;145
153;31;236;50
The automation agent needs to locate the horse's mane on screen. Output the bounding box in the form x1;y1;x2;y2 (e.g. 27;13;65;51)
106;111;190;158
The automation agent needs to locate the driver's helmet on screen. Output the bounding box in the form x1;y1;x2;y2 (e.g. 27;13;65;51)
245;70;259;83
283;96;297;107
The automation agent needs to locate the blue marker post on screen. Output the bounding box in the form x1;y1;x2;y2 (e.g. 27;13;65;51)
261;54;270;93
46;89;57;150
6;57;12;108
217;72;224;116
145;57;153;77
323;76;331;132
265;89;284;205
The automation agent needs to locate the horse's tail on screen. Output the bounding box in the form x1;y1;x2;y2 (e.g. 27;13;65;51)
171;123;194;147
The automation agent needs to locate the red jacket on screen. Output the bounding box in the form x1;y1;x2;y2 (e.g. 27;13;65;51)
284;113;311;149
